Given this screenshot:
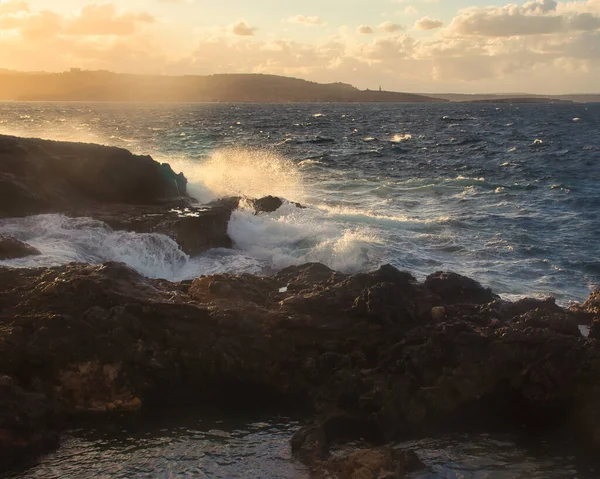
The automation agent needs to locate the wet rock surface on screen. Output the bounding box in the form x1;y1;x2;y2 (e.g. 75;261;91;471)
1;261;599;474
248;195;306;213
0;134;186;217
72;203;236;255
0;235;40;260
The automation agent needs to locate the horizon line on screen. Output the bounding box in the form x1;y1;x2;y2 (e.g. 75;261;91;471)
1;69;599;97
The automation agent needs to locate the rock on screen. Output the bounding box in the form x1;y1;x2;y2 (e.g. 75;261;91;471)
424;271;499;305
0;378;59;473
248;195;306;214
81;203;235;255
190;273;277;305
583;290;600;316
2;261;600;471
313;448;425;479
250;195;283;213
431;306;446;322
499;297;563;322
0;235;41;260
0;134;188;217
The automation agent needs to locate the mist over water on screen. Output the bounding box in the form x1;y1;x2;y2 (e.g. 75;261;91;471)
1;102;600;303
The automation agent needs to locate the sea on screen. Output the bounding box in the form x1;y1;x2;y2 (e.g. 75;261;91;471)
2;101;600;478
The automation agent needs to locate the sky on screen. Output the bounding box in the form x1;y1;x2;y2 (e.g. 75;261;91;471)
1;0;600;93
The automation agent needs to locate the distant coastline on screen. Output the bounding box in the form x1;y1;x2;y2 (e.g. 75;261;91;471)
0;70;598;103
0;70;441;103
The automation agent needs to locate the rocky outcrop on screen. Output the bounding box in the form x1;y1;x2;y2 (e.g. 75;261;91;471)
0;136;312;255
312;447;425;479
74;204;235;255
1;262;600;473
0;235;40;260
248;195;306;213
0;135;240;254
0;134;187;217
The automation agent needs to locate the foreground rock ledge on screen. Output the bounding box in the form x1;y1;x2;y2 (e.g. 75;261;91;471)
1;261;600;475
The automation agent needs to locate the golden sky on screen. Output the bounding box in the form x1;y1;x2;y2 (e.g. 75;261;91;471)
1;0;600;93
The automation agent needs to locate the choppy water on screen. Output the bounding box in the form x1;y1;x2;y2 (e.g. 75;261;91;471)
1;102;599;303
7;412;598;479
7;413;308;479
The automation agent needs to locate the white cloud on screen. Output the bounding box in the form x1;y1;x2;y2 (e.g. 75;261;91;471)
414;17;443;30
287;15;322;26
378;21;403;33
230;20;256;36
357;25;374;34
448;1;600;37
0;0;28;15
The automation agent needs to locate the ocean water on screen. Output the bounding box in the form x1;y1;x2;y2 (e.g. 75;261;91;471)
3;101;600;477
1;102;599;304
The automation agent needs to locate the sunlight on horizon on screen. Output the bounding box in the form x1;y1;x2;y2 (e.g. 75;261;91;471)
0;0;599;94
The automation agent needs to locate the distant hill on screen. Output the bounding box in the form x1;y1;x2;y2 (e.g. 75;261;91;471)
0;70;443;103
425;93;600;103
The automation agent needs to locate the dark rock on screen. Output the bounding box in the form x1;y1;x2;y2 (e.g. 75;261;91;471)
81;204;235;255
500;297;563;322
2;261;600;471
0;134;187;217
425;271;499;305
313;448;425;479
190;273;277;305
510;309;581;337
276;262;338;291
0;378;59;474
248;195;306;214
250;195;283;213
0;235;41;260
583;290;600;316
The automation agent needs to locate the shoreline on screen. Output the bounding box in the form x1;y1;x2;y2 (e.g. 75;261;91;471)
1;133;600;478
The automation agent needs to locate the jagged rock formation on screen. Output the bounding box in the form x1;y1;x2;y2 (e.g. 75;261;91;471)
0;134;187;217
0;235;40;260
1;261;599;474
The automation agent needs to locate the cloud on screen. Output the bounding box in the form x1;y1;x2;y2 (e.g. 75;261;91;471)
378;21;403;33
230;20;256;36
449;1;600;37
403;6;418;15
357;25;374;34
288;15;322;26
414;17;443;30
3;0;600;94
0;0;28;15
0;2;155;38
66;4;154;36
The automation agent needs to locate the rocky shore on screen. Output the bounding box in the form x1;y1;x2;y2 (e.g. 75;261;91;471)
1;134;600;478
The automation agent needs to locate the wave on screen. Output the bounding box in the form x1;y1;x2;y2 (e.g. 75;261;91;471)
298;159;326;168
227;207;378;273
0;203;384;280
166;147;306;205
0;215;190;280
390;133;412;143
294;137;336;145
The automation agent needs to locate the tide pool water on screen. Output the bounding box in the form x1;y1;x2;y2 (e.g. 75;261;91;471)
7;411;597;479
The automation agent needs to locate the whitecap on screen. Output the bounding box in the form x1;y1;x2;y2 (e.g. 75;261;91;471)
390;133;412;143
